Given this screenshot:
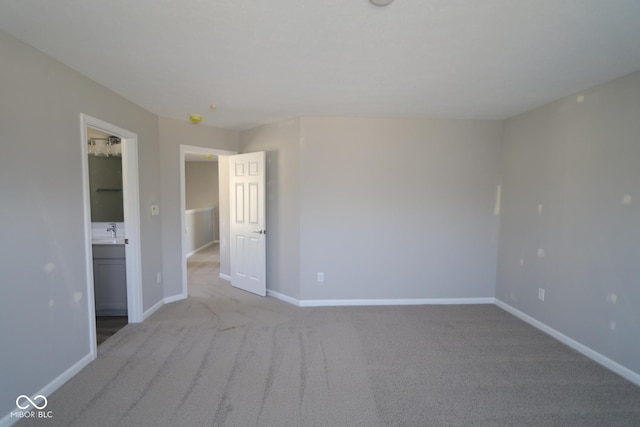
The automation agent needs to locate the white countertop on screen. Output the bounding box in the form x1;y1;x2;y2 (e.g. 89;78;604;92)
92;237;126;245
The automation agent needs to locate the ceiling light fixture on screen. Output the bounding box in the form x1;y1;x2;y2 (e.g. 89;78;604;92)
87;136;121;157
370;0;394;6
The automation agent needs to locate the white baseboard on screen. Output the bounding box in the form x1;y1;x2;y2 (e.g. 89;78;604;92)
265;292;495;308
299;297;495;307
0;352;94;427
185;241;214;259
142;298;164;320
164;293;187;304
495;299;640;387
219;273;231;281
267;290;301;306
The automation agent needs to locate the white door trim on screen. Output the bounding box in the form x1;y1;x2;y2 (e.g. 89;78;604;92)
179;144;236;300
80;114;143;360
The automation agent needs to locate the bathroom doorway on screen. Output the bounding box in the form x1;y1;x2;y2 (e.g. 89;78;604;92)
81;114;143;358
87;128;127;345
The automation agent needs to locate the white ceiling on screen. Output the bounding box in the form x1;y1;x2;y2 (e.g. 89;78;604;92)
185;152;218;162
1;1;639;130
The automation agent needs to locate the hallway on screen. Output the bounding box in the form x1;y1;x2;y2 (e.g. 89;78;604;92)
186;243;221;298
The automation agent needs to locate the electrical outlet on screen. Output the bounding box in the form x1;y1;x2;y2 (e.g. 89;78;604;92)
317;272;324;283
538;288;545;301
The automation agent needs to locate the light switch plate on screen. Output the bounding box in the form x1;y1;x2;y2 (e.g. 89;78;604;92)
151;204;160;216
538;288;545;301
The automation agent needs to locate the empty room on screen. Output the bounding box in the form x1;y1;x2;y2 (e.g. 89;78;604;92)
1;1;639;426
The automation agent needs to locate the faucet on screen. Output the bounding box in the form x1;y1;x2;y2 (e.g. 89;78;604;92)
107;223;117;238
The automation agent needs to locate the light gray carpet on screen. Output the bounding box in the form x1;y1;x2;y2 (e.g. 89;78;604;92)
23;245;640;426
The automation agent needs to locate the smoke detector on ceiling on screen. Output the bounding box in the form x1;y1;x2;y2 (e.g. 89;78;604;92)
370;0;394;6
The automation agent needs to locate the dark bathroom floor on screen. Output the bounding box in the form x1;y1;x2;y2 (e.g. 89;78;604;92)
96;316;128;346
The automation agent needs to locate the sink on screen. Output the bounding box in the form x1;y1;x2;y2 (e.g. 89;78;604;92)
92;237;126;245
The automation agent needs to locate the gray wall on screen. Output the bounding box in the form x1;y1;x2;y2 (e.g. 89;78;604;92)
496;71;640;375
299;117;502;300
185;161;219;241
0;30;162;416
158;118;239;298
185;161;219;211
240;119;302;299
239;117;502;302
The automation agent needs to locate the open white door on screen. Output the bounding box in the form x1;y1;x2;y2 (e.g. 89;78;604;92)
229;151;266;296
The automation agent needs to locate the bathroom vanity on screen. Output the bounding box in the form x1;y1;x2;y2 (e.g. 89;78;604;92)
92;243;127;316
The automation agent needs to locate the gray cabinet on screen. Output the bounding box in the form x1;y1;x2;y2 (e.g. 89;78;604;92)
92;245;127;316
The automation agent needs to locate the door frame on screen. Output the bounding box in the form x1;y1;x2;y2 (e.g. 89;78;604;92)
81;114;143;359
179;144;236;299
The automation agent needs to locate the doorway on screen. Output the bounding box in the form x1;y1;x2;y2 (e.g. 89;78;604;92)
87;128;128;345
179;145;236;299
81;114;143;358
184;152;219;258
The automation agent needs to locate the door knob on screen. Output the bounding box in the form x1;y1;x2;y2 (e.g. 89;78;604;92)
253;229;266;235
